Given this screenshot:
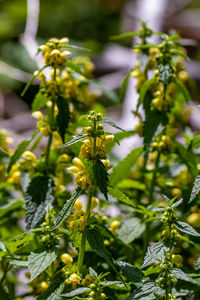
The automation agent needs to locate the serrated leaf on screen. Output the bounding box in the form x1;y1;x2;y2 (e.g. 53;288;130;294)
138;52;150;73
8;259;29;268
0;198;24;218
61;287;91;297
101;117;125;132
175;221;200;237
58;134;88;148
51;188;82;230
56;97;70;142
29;247;58;281
158;63;173;85
119;73;131;101
127;282;157;300
108;186;136;207
32;93;49;111
8;129;39;172
117;218;145;244
174;78;191;102
25;175;55;230
117;261;144;283
94;160;108;200
87;226;117;272
189;173;200;204
102;281;124;287
171;198;183;208
171;268;189;281
142;242;169;269
20;172;31;194
36;272;65;300
110;146;143;186
137;77;156;110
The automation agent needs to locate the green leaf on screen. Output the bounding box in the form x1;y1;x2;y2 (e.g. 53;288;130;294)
142;242;169;268
28;247;58;281
174;78;191;102
61;287;91;297
137;77;156;110
188;134;200;150
127;282;158;300
20;171;31;194
170;49;190;60
158;63;173;85
25;175;55;230
101;117;125;132
56;97;70;143
117;179;145;191
117;261;144;283
189;173;200;204
87;226;117;272
117;218;145;244
36;273;65;300
8;129;39;172
175;142;197;177
119;73;131;101
0;198;24;218
194;256;200;270
175;221;200;237
8;259;29;268
32;93;49;111
57;134;88;148
89;267;98;278
171;268;190;281
4;234;34;254
94;160;109;200
108;186;136;207
63;44;91;52
138;52;150;73
110;32;138;40
21;65;48;97
110;147;143;186
8;140;29;172
51;188;82;230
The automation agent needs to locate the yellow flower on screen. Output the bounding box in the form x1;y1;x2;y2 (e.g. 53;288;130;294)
61;253;73;266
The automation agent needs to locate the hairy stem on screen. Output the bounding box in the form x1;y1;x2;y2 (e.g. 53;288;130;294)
77;191;93;273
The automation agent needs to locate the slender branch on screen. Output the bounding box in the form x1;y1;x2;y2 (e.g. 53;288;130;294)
149;150;161;204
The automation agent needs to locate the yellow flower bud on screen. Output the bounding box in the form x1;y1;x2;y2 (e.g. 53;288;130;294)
59;37;69;44
39;45;49;52
22;151;36;161
73;158;85;169
61;50;71;56
32;111;44;120
68;166;80;174
38;281;49;293
110;220;120;230
61;253;73;266
104;135;114;143
50;49;61;56
91;197;99;209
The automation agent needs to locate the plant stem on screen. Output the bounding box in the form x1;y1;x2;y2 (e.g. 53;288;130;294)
45;67;56;168
149;150;161;204
77;191;93;273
